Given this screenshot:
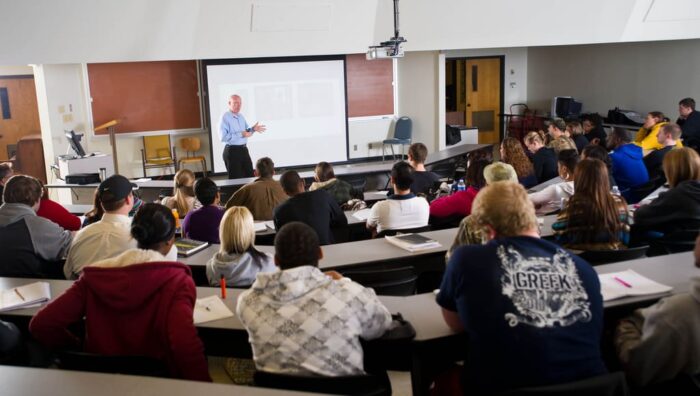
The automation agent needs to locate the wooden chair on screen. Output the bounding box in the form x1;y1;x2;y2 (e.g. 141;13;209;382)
141;135;177;177
178;137;207;176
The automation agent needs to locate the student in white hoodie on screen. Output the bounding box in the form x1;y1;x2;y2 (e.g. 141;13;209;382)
528;149;579;215
615;235;700;388
236;221;392;376
206;206;276;287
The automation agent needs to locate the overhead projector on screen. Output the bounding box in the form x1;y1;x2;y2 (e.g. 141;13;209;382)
367;0;406;60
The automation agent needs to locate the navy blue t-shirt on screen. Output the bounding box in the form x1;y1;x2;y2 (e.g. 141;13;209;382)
437;236;606;394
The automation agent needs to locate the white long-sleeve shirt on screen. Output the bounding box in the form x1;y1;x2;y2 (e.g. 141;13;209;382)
529;181;574;215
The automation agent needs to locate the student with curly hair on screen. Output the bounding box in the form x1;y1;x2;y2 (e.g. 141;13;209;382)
500;136;537;187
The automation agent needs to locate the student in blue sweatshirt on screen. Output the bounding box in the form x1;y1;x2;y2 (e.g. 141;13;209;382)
608;127;649;201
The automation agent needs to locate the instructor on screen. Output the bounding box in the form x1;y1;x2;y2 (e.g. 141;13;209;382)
219;94;266;179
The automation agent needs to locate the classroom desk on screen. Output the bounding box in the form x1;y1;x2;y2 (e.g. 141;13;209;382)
527;176;563;193
64;204;92;215
0;365;319;396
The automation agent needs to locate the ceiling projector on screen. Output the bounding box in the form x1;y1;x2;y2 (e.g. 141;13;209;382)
367;0;406;60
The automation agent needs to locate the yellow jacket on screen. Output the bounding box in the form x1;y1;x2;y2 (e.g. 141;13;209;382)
634;122;683;151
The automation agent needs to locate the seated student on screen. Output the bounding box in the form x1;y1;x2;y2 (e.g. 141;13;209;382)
29;203;209;381
529;149;579;215
553;159;630;251
446;162;518;260
181;178;224;243
547;118;578;154
63;175;137;279
274;170;347;245
0;175;72;278
236;222;391;376
437;181;606;394
581;144;617;187
566;120;590;153
308;161;355;206
367;161;430;235
608;127;650;201
82;189;104;227
634;111;682;154
0;162;13;203
429;159;489;219
644;123;681;181
582;114;607;145
524;131;559;184
407;142;440;195
206;206;276;287
161;169;199;217
634;147;700;235
226;157;287;220
677;97;700;150
615;235;700;388
37;186;81;231
501;136;538;187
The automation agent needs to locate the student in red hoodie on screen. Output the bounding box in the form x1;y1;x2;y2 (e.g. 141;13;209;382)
36;185;81;231
29;203;210;381
429;159;490;219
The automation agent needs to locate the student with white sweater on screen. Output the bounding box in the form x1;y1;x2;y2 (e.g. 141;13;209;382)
528;149;579;215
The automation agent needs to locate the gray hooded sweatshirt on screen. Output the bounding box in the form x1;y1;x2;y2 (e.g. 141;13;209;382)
206;250;276;287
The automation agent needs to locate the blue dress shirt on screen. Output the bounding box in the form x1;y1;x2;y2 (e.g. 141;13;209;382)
219;111;250;146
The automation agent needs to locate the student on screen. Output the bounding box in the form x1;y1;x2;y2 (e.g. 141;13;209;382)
225;157;287;220
634;111;682;153
36;185;81;231
581;144;617;187
274;170;347;245
0;162;13;203
29;203;210;381
308;161;355;206
581;114;607;145
161;169;199;217
437;181;606;394
644;123;681;181
566;120;589;153
552;159;630;251
429;159;489;219
63;175;137;279
608;127;649;201
182;177;224;243
0;175;72;278
206;206;276;287
367;161;429;235
501;136;538;187
82;189;104;227
236;222;391;376
524;131;559;184
615;235;700;388
547;118;578;154
446;162;518;260
677;97;700;149
634;147;700;235
407;142;440;195
529;149;579;215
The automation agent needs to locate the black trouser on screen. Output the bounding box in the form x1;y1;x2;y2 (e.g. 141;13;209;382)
223;144;254;179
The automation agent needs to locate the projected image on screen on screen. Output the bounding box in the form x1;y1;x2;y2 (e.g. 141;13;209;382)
206;59;348;173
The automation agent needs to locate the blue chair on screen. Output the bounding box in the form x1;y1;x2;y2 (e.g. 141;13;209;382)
382;116;412;161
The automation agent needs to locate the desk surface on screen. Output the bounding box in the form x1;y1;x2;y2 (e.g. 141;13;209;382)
0;365;317;396
527;176;563;193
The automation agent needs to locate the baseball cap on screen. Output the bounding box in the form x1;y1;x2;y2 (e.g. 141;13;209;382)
483;162;518;185
98;175;136;203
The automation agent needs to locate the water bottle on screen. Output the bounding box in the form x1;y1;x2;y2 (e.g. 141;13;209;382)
611;185;620;196
457;179;466;192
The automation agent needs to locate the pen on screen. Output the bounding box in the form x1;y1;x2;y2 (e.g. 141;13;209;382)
220;275;227;299
14;288;25;301
613;276;632;288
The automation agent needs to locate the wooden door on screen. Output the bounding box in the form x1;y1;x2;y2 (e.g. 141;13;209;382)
0;76;41;160
465;58;501;144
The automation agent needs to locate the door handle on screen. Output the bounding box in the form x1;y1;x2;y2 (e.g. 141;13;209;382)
467;104;471;107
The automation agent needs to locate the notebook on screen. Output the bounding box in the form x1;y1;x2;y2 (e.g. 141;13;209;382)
0;282;51;312
352;208;372;221
264;220;276;230
598;270;673;302
193;295;234;324
385;233;441;253
175;238;209;257
253;222;267;232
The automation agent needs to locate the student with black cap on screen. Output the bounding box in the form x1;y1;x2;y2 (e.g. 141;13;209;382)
63;174;137;279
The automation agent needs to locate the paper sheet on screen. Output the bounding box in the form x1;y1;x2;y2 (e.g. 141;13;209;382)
598;269;672;302
264;220;276;230
0;282;51;312
193;295;234;324
253;222;267;232
352;208;372;221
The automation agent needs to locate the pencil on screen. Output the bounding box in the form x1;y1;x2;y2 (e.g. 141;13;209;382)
14;288;25;301
220;275;227;299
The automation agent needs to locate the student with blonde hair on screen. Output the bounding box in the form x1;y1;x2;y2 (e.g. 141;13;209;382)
206;206;276;287
524;131;558;183
161;169;199;217
437;181;605;394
